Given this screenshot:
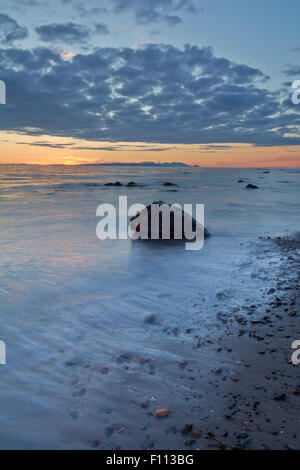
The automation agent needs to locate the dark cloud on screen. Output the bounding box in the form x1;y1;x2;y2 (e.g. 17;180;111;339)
0;14;28;45
94;23;110;35
1;43;300;147
65;0;195;25
283;64;300;76
2;0;195;27
73;145;171;151
17;141;74;148
17;141;170;151
163;15;182;26
111;0;196;24
35;22;90;44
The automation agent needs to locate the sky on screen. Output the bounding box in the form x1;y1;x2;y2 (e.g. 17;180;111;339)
0;0;300;166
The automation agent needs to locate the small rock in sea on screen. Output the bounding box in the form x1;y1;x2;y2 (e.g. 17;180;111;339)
105;426;114;437
268;288;276;294
273;393;286;401
130;200;211;240
246;184;259;189
238;179;245;183
141;400;149;409
182;423;194;434
215;368;222;376
144;313;157;325
70;410;78;420
163;182;177;186
155;408;169;418
105;181;123;186
65;357;81;367
127;181;136;187
116;353;132;364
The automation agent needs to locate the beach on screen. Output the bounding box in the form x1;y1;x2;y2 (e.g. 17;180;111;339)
0;164;299;450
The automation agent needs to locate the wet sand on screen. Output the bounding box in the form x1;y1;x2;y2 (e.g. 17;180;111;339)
89;234;300;451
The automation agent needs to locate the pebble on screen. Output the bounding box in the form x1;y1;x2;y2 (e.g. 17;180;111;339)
241;437;253;449
155;408;169;418
273;393;286;401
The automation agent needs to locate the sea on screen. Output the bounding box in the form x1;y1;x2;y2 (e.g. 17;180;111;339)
0;164;299;449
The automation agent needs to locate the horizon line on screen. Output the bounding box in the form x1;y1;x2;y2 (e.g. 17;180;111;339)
1;162;300;169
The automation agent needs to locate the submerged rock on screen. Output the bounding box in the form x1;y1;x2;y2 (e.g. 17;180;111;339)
144;313;157;324
246;184;259;189
130;201;211;240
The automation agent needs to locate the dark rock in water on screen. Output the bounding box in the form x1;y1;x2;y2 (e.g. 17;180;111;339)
144;313;157;324
163;182;177;186
105;426;114;437
65;357;81;367
246;184;259;189
105;181;123;186
263;171;270;174
238;179;245;183
130;201;211;240
70;410;78;420
127;181;136;187
116;353;132;364
140;400;149;409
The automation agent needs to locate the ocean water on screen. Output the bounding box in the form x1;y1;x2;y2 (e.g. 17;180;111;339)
0;164;299;449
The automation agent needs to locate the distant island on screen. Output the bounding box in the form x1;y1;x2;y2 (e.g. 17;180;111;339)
82;162;198;168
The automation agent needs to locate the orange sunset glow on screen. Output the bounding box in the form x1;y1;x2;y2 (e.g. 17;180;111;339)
1;132;300;167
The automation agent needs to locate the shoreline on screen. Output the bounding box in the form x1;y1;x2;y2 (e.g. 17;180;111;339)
165;234;300;450
101;234;300;451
